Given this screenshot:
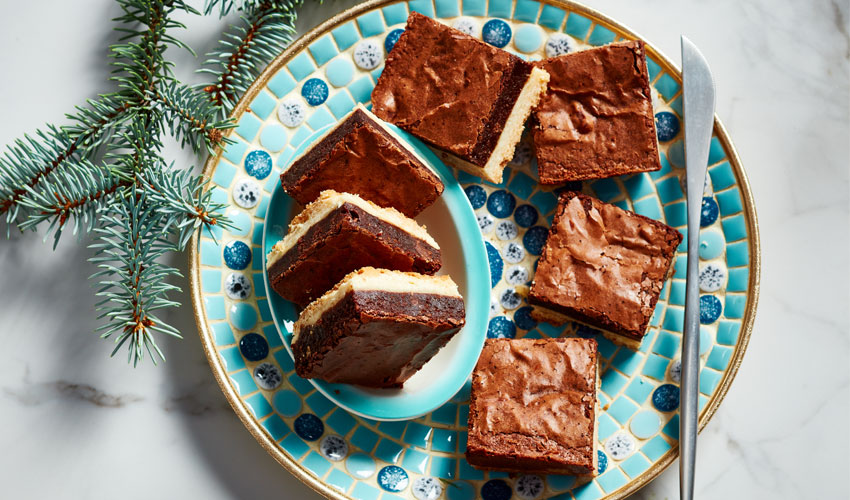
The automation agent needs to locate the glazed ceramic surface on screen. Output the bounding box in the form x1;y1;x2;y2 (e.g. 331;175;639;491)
261;124;490;421
188;1;760;499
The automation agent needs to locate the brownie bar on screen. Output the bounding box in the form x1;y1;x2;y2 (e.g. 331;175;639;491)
266;191;441;306
292;267;465;388
281;105;444;218
528;192;682;349
532;41;661;183
466;338;598;476
371;12;549;184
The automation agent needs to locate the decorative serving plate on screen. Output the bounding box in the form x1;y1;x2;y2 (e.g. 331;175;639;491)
188;1;761;499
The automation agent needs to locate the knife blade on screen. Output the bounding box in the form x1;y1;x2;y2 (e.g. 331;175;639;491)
680;35;716;500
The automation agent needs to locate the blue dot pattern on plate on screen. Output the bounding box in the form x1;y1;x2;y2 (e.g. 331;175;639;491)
385;28;404;53
485;241;503;288
294;413;324;441
514;204;538;227
253;362;282;390
244;150;273;179
239;333;268;361
223;240;251;270
514;24;542;53
597;450;608;474
699;295;722;324
515;475;544;500
522;226;549;256
481;479;512;500
377;465;409;492
487;190;516;218
465;185;487;209
655;111;680;142
545;32;573;57
487;316;516;339
653;384;680;412
482;19;512;48
513;306;537;330
701;196;719;227
301;78;329;105
230;303;257;331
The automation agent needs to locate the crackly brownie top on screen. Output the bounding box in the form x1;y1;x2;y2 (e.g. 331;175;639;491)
371;12;530;164
469;338;597;460
530;192;682;335
532;41;660;182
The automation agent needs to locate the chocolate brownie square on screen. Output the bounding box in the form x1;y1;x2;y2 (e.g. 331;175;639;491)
266;190;441;306
281;104;444;218
466;337;598;476
372;12;549;184
292;267;465;388
532;41;661;183
528;192;682;349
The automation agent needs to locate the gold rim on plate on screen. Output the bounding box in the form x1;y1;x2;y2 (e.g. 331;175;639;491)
188;1;761;498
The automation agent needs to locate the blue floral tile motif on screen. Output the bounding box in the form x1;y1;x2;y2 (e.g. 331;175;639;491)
354;40;384;70
488;316;516;339
481;479;512;500
223;240;251;270
522;226;549;256
597;450;609;474
385;28;404;53
485;241;503;287
487;189;516;217
652;383;680;412
514;204;538;227
515;475;544;500
700;295;723;324
701;197;719;227
655;111;680;142
294;413;324;441
465;185;487;209
482;19;512;48
239;333;268;361
545;33;575;57
513;306;537;330
412;477;443;500
244;150;273;179
377;465;409;492
253;362;281;390
301;78;329;106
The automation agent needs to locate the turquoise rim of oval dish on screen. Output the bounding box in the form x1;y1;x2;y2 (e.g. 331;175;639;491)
260;124;490;421
188;1;761;499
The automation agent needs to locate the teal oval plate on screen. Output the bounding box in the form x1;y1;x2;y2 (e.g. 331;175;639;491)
261;124;490;421
189;1;760;499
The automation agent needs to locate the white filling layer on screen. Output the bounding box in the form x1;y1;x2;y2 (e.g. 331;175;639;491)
292;267;461;344
266;190;439;269
438;66;550;184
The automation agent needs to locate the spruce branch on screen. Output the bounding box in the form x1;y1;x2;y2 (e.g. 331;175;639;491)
151;82;236;154
0;125;80;226
200;0;303;113
139;164;235;248
18;163;131;248
2;0;307;365
89;191;183;366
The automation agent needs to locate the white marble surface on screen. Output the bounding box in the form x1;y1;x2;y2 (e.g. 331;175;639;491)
0;0;847;498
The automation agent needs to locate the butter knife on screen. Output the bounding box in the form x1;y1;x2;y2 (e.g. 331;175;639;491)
680;36;715;500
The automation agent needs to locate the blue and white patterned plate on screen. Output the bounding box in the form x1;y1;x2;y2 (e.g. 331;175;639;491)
189;1;760;499
260;124;490;421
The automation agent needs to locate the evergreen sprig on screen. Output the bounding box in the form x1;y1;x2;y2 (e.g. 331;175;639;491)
0;0;306;365
200;0;304;114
